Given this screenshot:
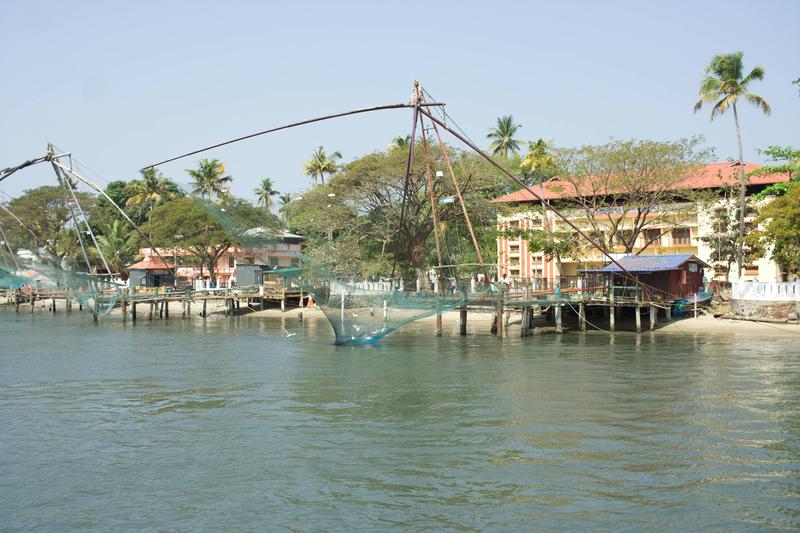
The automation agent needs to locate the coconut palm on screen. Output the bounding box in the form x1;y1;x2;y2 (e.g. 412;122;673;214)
95;219;134;277
694;52;771;277
521;139;557;183
278;193;293;222
253;178;280;208
304;146;341;185
186;158;232;201
487;115;522;158
125;168;179;222
389;135;412;151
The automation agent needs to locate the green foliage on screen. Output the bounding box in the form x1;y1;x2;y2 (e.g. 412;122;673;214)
0;185;96;259
520;139;558;184
142;197;235;283
186;159;232;201
94;219;135;277
751;145;800;200
124;168;182;224
752;184;800;277
486;115;522;158
253;177;280;208
304;146;341;185
694;52;771;119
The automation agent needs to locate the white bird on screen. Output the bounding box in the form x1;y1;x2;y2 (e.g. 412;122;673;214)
353;325;362;332
352;312;359;317
282;329;296;338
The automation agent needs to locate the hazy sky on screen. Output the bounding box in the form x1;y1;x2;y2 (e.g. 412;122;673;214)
2;0;798;203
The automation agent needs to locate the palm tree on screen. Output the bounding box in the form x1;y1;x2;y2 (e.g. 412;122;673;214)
304;146;341;185
278;193;293;223
125;168;178;222
253;178;280;208
389;135;412;151
694;52;771;277
95;220;133;277
521;139;557;183
186;159;232;201
487;115;522;158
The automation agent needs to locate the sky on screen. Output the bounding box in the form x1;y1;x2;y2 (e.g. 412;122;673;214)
1;0;798;204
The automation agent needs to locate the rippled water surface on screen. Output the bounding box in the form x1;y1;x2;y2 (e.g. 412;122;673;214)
1;309;799;530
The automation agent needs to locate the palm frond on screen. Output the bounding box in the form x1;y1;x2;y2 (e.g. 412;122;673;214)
744;92;772;115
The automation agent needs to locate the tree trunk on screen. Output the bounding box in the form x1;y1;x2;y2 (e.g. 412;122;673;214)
733;103;747;278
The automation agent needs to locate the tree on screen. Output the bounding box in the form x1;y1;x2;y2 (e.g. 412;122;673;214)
486;115;522;159
278;193;294;223
550;137;712;255
751;183;800;279
142;197;235;285
694;51;771;277
94;219;134;278
520;139;558;184
304;146;341;185
186;159;232;201
253;178;280;208
751;145;800;199
0;186;96;259
125;168;181;223
389;135;412;151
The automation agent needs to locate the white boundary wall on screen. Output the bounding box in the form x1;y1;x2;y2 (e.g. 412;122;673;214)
732;281;800;302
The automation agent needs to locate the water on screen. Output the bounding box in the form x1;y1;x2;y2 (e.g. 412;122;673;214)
1;309;799;531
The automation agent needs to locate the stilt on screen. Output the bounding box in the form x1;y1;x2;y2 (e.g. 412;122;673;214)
579;302;586;331
609;304;615;332
650;304;657;330
164;301;169;319
186;300;191;317
202;299;207;318
436;311;442;337
236;299;240;310
459;307;467;336
149;301;154;320
280;296;285;313
521;307;530;337
491;314;498;335
30;293;35;313
122;299;127;321
635;305;641;333
530;306;537;333
51;298;56;312
131;302;137;321
159;301;164;319
555;303;562;334
495;290;503;338
665;304;671;322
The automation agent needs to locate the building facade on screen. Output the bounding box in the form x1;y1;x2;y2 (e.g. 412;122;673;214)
493;162;789;284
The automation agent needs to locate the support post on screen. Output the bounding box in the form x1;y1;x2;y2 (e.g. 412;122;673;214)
459;307;467;336
164;301;169;319
131;302;137;321
665;304;671;322
579;302;586;331
635;305;641;333
496;288;503;338
555;303;562;334
609;304;615;332
51;298;56;313
202;299;207;318
650;304;657;331
521;307;530;337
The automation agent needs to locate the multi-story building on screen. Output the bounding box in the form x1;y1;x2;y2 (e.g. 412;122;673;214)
492;162;789;284
135;230;304;288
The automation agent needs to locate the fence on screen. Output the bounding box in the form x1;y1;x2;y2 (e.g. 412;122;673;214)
732;281;800;302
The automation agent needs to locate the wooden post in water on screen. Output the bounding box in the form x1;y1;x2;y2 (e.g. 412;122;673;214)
202;299;207;318
164;301;169;319
579;302;586;331
131;302;137;321
30;292;35;314
148;301;154;320
186;299;191;317
520;307;530;337
495;288;503;338
51;297;56;313
459;307;467;336
555;303;563;334
665;304;671;322
650;304;657;331
635;305;642;333
609;304;615;332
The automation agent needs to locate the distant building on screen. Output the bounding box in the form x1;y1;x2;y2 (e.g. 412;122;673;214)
492;162;790;283
127;256;175;288
135;230;304;288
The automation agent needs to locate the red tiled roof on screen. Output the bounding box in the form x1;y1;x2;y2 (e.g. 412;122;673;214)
127;255;174;271
491;162;790;203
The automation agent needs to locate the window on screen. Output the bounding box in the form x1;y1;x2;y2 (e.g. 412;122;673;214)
509;244;520;254
228;255;235;268
644;229;662;246
672;228;691;245
268;256;279;266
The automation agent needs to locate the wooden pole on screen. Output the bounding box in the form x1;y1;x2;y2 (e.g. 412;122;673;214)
495;288;503;338
131;302;137;321
202;298;207;318
521;307;529;337
635;305;641;333
609;304;615;332
555;303;563;334
459;307;467;336
579;302;586;331
650;304;657;331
